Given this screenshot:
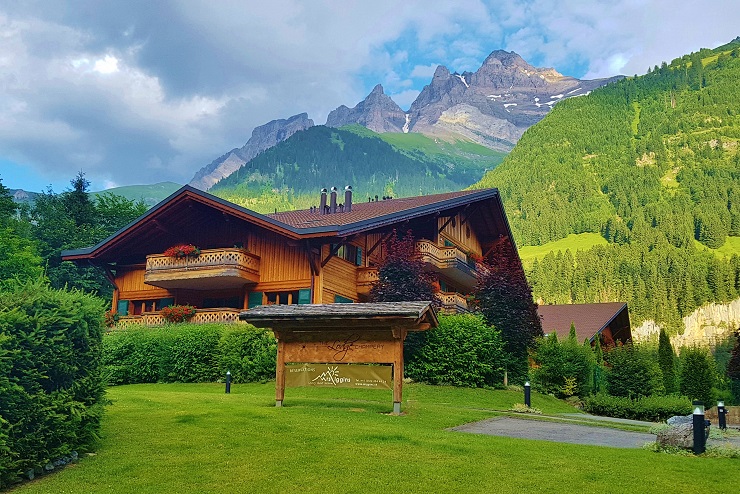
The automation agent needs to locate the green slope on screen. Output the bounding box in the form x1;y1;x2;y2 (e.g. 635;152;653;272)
210;125;504;213
474;40;740;330
92;182;182;206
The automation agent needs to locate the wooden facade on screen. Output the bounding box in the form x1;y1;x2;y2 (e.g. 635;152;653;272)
62;186;521;324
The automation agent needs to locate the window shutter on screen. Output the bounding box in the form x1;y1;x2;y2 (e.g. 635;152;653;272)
157;297;174;310
297;289;311;305
248;292;264;308
334;295;354;303
116;300;129;315
355;247;362;266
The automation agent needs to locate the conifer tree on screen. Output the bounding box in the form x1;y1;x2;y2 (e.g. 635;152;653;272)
679;346;716;405
657;328;677;394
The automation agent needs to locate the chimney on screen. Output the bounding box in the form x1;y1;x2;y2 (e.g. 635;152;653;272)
330;187;338;214
320;188;328;215
345;185;353;212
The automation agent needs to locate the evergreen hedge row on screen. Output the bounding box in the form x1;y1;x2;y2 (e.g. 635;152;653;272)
102;324;276;385
582;393;693;422
0;280;106;489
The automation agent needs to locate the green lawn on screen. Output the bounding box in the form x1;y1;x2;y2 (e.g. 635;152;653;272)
694;236;740;259
518;233;608;265
11;383;736;493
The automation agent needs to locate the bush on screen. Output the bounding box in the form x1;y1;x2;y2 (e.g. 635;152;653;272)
531;330;595;398
405;314;508;388
102;324;276;385
679;346;716;406
583;393;693;422
604;343;664;398
0;280;106;488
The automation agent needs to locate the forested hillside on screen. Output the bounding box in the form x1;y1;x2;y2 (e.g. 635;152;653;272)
211;125;504;212
475;39;740;331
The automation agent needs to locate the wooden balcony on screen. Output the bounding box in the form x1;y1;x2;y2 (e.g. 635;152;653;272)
145;248;260;290
356;267;379;295
116;308;245;328
416;240;480;291
435;291;470;314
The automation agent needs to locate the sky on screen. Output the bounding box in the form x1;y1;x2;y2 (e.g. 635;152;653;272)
0;0;738;193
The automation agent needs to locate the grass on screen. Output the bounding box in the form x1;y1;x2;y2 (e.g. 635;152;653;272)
693;236;740;259
10;383;737;494
518;233;608;265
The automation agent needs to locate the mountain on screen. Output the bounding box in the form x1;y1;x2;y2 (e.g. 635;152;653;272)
189;113;314;190
329;50;622;151
473;40;740;331
91;182;182;207
326;84;407;133
190;50;618;192
210;124;505;212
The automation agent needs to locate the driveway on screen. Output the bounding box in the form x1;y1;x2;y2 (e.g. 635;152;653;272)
452;416;655;449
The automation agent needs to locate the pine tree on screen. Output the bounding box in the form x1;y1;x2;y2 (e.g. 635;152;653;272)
657;328;677;394
679;346;716;405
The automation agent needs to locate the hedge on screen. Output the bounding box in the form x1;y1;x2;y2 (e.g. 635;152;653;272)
102;324;277;385
405;313;508;388
0;280;106;488
582;393;693;422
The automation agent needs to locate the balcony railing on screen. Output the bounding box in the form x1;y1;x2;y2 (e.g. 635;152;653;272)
116;308;244;328
416;240;481;290
356;267;379;295
145;248;260;289
435;291;470;314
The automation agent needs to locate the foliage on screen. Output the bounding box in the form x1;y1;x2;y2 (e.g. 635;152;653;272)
473;241;542;383
163;244;201;259
160;305;197;323
0;279;106;488
508;403;542;414
728;331;740;402
531;331;595;398
0;177;18;226
657;329;677;394
604;343;664;398
583;393;693;422
369;230;436;303
218;326;278;383
404;314;508;388
678;346;716;405
101;324;276;385
473;40;740;329
103;309;119;328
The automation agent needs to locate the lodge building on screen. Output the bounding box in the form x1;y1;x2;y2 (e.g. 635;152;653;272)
62;185;520;326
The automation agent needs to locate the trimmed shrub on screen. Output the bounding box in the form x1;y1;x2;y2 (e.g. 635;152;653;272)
218;326;277;383
0;280;106;488
604;343;664;398
405;313;508;388
102;324;276;384
583;393;693;422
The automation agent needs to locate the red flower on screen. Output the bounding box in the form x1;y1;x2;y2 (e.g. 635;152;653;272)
160;304;197;323
163;244;201;259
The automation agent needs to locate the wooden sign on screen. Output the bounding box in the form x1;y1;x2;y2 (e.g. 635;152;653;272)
285;363;392;389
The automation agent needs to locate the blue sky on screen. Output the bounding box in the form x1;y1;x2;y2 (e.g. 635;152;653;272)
1;0;738;193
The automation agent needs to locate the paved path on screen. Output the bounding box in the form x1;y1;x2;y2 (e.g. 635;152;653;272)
452;416;655;449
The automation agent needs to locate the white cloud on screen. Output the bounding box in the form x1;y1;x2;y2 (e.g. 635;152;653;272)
410;63;439;79
93;55;119;74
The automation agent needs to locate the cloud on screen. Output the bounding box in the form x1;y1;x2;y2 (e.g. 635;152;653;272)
0;0;739;191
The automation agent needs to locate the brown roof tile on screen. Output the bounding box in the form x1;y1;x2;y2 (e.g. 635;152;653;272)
268;189;485;229
537;302;628;343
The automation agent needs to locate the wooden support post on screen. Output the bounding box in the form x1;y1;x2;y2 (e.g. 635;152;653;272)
392;327;406;414
275;337;286;407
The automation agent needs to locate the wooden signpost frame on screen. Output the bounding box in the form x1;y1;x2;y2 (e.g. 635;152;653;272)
239;301;437;414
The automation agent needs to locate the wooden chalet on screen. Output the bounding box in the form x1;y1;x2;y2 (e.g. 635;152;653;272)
62;185;519;326
537;302;632;347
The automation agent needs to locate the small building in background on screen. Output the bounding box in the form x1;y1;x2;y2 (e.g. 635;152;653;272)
537;302;632;347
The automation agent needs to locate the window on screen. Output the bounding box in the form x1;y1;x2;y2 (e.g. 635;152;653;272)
331;243;362;266
334;295;354;303
249;289;310;307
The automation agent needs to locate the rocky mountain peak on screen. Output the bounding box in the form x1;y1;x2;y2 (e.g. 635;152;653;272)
326;84;406;133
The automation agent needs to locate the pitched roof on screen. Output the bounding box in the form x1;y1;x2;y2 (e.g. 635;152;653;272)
62;185;513;261
537;302;629;343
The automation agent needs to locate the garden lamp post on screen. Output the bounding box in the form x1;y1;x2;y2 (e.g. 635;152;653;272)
692;400;706;455
718;401;726;430
524;381;531;408
225;371;231;394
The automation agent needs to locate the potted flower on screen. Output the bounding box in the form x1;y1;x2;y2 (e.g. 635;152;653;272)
104;309;119;328
160;304;197;323
163;244;201;259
